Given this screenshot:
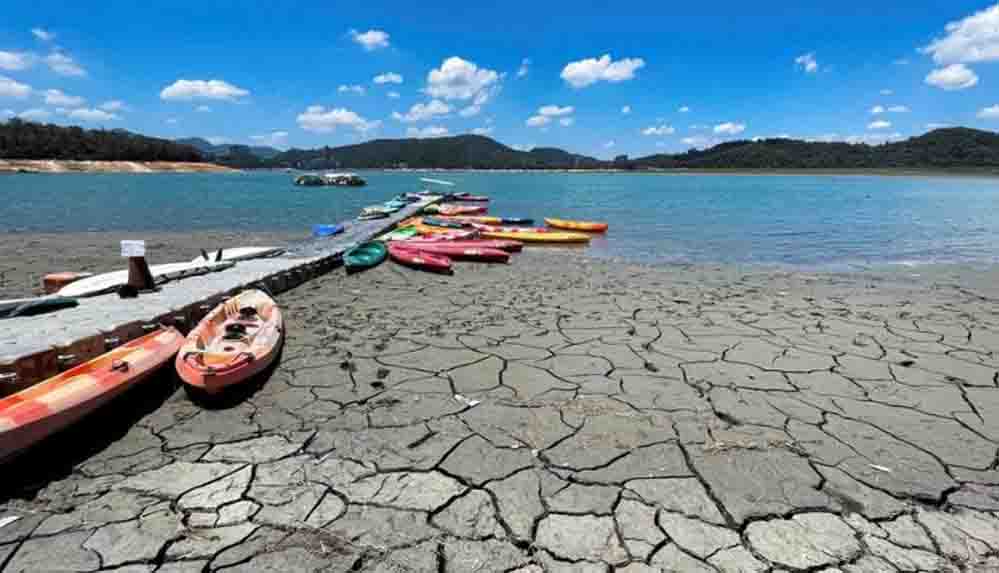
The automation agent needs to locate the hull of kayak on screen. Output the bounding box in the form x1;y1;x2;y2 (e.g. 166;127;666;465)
449;194;489;202
42;272;93;294
0;328;183;463
400;238;524;253
388;244;453;274
438;215;533;226
0;296;78;319
427;204;488;216
544;218;609;233
59;260;235;298
344;242;388;271
481;229;591;243
176;290;283;395
191;246;285;263
402;243;510;263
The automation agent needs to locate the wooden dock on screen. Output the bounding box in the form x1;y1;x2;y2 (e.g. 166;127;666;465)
0;198;435;392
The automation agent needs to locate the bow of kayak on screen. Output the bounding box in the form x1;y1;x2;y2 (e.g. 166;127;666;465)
544;218;609;233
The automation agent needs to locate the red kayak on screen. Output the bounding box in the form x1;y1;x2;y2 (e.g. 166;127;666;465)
434;204;488;216
402;237;523;252
404;243;510;263
449;193;490;202
388;243;453;274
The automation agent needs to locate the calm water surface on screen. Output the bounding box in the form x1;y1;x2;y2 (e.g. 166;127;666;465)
3;171;999;268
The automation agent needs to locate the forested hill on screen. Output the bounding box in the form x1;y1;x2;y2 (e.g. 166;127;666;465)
0;119;202;162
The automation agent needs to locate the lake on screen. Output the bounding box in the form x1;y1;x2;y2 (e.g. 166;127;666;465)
3;170;999;268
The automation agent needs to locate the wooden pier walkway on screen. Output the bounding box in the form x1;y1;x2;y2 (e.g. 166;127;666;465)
0;198;436;392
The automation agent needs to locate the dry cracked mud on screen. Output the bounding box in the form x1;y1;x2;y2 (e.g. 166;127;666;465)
4;252;999;572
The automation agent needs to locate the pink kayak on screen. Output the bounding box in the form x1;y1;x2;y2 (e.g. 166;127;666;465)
388;243;453;274
403;243;510;263
401;237;523;253
449;193;490;202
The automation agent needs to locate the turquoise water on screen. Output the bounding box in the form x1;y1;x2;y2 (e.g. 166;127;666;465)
3;171;999;267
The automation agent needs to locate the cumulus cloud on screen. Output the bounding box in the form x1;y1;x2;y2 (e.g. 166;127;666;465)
870;105;885;114
297;105;380;133
0;75;32;99
425;57;500;104
101;100;126;112
387;91;400;99
886;105;909;113
561;54;645;88
205;136;229;145
517;58;530;78
868;119;892;130
161;79;250;101
0;51;33;71
621;105;631;114
45;52;85;77
338;84;366;95
32;28;55;42
67;108;119;122
44;89;84;107
459;105;480;118
922;4;999;64
713;122;746;135
794;52;818;73
560;117;574;127
682;135;712;148
538;105;573;117
925;63;979;90
845;132;902;145
392;99;451;122
471;126;493;135
880;89;894;96
407;125;448;138
350;29;390;51
512;143;535;151
678;106;691;113
373;72;402;84
250;130;290;148
19;108;50;121
526;115;549;127
978;104;999;119
642;125;675;136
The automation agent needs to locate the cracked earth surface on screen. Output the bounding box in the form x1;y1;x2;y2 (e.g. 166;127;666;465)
5;253;999;572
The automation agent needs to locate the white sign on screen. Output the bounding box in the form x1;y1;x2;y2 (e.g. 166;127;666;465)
121;240;146;258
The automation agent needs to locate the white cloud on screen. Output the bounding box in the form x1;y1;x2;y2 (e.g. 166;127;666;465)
538;105;574;117
678;106;690;113
373;72;403;84
682;135;712;148
43;89;84;107
886;105;909;113
407;125;448;138
713;122;746;135
67;108;118;122
350;29;390;51
100;100;126;112
642;125;675;136
868;119;892;130
603;140;615;149
560;117;574;127
387;91;400;99
845;132;902;145
794;52;818;73
459;105;480;118
161;79;249;101
0;51;33;72
32;28;55;42
471;126;493;135
924;63;979;90
978;104;999;119
45;52;85;77
925;123;951;129
196;105;211;113
870;105;885;114
392;99;451;122
922;3;999;64
561;54;645;88
297;105;379;133
512;143;535;151
517;58;530;78
0;75;32;99
250;131;290;148
206;136;229;145
526;115;549;127
19;108;50;121
338;84;366;95
880;89;894;96
165;117;179;125
621;105;631;114
425;57;500;104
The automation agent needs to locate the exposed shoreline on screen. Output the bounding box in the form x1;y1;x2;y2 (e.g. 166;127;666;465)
0;159;236;174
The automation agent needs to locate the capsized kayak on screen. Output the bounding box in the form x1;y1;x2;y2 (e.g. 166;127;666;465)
388;244;453;274
544;218;609;233
0;327;183;462
439;215;533;226
176;290;284;395
344;241;387;272
481;229;591;243
402;243;510;263
400;237;524;252
0;296;78;319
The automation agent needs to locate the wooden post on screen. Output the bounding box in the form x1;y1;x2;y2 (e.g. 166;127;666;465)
122;240;155;292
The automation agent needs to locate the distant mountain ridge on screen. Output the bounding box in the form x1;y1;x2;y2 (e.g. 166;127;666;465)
176;137;281;160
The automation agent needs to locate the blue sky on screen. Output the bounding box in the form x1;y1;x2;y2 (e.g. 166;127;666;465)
3;1;999;158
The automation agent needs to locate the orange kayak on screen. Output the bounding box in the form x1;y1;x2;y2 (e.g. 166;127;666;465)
176;290;284;395
0;327;183;463
544;218;609;233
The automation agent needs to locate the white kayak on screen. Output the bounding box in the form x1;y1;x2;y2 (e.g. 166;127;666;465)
191;246;285;263
58;260;235;298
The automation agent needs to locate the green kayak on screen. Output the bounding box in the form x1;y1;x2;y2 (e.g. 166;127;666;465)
344;241;387;272
379;226;419;242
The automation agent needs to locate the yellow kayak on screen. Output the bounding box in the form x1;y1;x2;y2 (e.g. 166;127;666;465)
481;229;590;243
544;218;609;233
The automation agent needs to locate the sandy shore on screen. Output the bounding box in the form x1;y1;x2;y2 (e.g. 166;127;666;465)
3;249;999;571
0;160;236;173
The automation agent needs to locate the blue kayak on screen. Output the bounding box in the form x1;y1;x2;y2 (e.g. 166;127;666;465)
313;223;345;237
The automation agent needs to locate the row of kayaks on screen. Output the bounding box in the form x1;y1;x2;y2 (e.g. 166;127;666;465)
0;288;284;463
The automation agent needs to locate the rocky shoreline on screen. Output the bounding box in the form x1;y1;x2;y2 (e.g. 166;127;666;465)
0;160;236;174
